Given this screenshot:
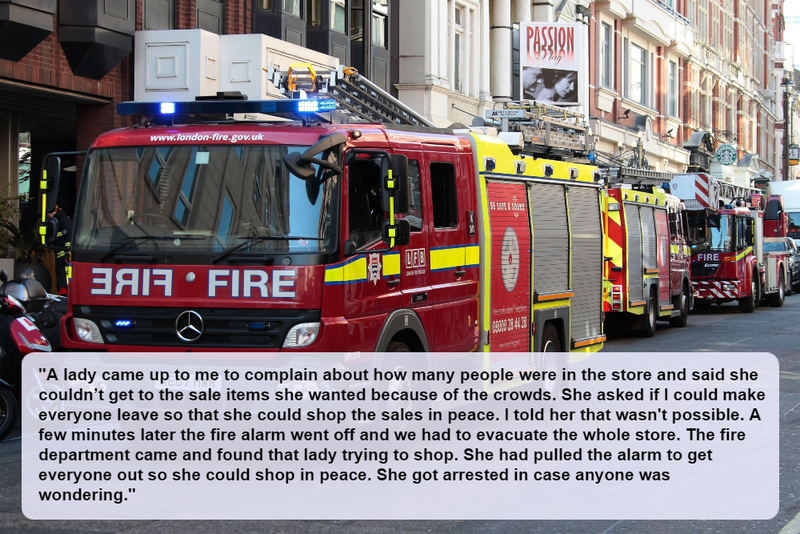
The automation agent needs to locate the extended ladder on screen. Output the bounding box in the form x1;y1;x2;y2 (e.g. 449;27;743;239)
267;64;435;128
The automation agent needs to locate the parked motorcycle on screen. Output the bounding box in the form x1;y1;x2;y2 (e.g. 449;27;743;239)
0;270;51;440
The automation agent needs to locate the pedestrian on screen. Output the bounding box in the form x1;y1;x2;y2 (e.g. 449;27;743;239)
47;205;72;294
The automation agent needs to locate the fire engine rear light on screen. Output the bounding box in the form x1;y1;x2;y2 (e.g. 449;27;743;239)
283;322;320;348
610;285;623;310
74;318;103;344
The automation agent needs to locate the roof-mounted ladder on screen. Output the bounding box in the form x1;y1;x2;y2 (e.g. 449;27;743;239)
267;64;435;128
482;100;593;158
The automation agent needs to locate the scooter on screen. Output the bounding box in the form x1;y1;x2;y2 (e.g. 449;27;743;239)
0;270;51;441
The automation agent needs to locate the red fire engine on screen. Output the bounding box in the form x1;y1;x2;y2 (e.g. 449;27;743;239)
601;167;692;336
671;173;790;312
39;68;606;360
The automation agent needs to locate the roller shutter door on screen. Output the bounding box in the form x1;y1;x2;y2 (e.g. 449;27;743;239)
641;206;657;271
529;183;569;295
625;204;643;302
568;186;603;340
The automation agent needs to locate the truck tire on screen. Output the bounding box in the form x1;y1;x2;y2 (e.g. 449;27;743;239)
739;274;758;313
640;290;657;337
540;323;561;353
0;387;18;441
382;343;415;432
768;272;785;308
669;282;690;328
537;323;563;397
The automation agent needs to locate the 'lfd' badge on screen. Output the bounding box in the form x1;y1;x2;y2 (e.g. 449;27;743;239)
368;253;382;285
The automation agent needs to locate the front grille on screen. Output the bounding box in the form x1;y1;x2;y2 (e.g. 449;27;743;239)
691;261;720;279
77;306;320;348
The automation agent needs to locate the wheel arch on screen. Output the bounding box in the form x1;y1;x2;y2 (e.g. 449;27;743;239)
374;309;430;353
533;306;569;353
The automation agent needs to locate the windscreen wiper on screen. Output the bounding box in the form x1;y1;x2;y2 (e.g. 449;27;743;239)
211;235;323;264
98;235;204;262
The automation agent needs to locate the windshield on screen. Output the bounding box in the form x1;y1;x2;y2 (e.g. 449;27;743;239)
789;212;800;240
763;241;787;252
687;212;735;252
74;145;339;255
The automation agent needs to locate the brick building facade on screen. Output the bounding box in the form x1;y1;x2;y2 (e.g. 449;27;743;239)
0;0;393;231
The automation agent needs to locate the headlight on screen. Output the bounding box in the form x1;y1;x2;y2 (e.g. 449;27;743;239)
74;318;104;344
282;322;320;348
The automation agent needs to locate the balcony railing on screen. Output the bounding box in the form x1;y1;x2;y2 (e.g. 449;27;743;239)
651;0;690;25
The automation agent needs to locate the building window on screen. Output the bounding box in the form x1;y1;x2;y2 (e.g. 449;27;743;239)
284;0;301;17
371;0;388;47
331;0;346;33
452;5;465;93
600;22;612;89
307;0;322;27
701;77;711;131
630;43;647;106
669;60;678;117
351;0;363;42
697;2;708;43
711;4;720;48
723;8;734;61
623;38;629;98
686;0;696;26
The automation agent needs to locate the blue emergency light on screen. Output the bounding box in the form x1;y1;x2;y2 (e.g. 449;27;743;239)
114;319;135;328
117;99;337;117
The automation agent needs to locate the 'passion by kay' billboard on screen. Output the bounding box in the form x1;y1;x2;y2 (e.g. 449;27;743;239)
520;22;588;116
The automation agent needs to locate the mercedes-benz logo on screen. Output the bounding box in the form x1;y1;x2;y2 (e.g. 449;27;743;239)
175;310;204;343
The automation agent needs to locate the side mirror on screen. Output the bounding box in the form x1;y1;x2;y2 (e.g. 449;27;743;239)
381;154;410;215
284;152;316;180
284;132;345;180
43;155;62;214
343;240;357;258
0;270;7;284
382;219;410;247
40;218;59;245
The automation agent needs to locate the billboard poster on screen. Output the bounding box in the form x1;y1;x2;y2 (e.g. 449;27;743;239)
520;22;588;115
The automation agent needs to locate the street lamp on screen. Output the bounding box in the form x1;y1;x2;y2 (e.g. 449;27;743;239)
782;71;795;180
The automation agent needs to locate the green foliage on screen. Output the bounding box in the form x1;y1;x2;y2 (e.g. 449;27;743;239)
0;188;45;262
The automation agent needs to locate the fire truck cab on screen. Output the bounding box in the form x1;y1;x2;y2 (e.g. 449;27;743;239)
40;92;606;361
672;173;789;312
